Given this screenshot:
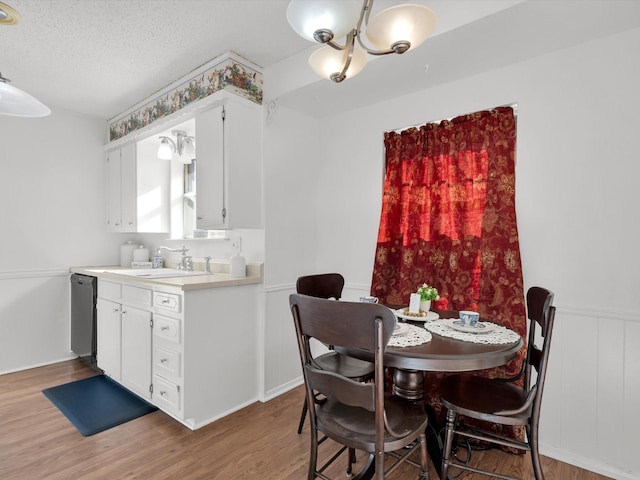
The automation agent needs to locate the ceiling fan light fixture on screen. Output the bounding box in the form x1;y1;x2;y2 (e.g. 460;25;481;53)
0;2;21;25
0;72;51;117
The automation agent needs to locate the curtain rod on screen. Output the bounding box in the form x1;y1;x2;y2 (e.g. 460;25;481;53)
389;102;518;134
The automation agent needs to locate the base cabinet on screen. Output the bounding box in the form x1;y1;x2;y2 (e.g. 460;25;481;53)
96;278;259;430
121;306;152;400
96;297;122;381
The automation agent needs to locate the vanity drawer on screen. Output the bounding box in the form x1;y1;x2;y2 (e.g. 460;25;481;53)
153;291;181;313
154;315;181;344
98;280;121;301
153;375;181;413
154;345;181;380
122;285;152;306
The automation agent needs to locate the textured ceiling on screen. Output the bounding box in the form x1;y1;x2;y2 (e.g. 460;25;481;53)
2;1;639;120
1;0;525;119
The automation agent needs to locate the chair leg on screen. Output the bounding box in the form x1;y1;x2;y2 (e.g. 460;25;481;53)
529;424;544;480
440;409;457;480
418;433;429;479
298;397;308;434
309;430;319;480
347;447;356;476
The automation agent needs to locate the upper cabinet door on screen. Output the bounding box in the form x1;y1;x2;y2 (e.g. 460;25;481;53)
106;149;123;232
105;142;170;233
195;105;225;229
120;142;137;231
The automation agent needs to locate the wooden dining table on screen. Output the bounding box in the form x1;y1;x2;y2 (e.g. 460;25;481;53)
339;308;523;400
336;307;523;479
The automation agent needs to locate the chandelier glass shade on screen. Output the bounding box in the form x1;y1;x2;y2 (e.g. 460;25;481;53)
157;130;195;164
0;72;51;117
287;0;436;82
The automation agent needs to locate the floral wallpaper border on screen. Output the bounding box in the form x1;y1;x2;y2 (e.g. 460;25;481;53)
108;51;263;142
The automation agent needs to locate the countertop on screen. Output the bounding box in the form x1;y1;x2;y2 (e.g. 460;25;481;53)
70;262;263;291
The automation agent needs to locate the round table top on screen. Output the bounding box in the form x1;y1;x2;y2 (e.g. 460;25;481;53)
341;308;523;372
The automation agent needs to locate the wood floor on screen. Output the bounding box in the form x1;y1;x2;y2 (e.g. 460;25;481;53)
0;359;612;480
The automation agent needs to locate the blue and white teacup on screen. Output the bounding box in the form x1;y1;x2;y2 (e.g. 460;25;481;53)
359;296;379;304
459;310;480;327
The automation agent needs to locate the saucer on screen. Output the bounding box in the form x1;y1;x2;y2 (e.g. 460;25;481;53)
444;319;495;334
392;323;410;336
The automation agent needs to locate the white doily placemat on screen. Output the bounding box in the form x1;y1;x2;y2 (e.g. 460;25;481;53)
424;319;521;345
388;324;432;347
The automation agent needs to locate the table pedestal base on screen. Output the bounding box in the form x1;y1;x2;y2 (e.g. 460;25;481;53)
392;368;424;401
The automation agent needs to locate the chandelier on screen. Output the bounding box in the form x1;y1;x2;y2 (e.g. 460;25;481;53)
286;0;436;82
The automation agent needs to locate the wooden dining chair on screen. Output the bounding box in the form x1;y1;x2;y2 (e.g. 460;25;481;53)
294;273;375;434
290;293;429;480
439;286;556;480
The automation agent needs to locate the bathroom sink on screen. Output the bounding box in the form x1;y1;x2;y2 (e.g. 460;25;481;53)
105;268;211;279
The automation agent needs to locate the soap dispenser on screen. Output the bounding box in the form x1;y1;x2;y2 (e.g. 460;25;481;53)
152;248;163;269
230;238;246;278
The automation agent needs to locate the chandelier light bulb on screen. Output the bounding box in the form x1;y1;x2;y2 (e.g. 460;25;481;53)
365;4;437;53
308;45;367;82
287;0;361;43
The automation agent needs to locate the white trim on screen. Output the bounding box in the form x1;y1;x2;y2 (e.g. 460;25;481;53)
0;355;77;376
540;442;637;480
0;268;70;280
262;377;303;403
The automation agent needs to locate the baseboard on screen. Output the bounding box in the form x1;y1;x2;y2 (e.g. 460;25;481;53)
540;442;637;480
0;355;77;376
262;377;303;402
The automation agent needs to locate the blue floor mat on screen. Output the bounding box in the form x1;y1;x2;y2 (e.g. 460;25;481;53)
42;375;158;436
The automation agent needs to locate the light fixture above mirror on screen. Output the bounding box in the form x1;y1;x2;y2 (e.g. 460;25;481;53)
286;0;436;83
157;130;195;164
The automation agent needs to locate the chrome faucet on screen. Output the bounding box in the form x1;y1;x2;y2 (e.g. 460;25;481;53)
204;256;212;273
157;245;192;271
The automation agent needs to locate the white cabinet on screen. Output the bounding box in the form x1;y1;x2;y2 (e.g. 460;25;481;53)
105;141;170;233
97;281;152;399
96;297;122;380
121;306;152;400
95;276;260;430
195;96;262;230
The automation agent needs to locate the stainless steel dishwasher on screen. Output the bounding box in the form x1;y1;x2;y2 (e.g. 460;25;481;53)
70;273;99;369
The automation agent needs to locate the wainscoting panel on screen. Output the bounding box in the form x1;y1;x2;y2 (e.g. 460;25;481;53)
263;285;302;400
0;269;75;375
539;305;640;480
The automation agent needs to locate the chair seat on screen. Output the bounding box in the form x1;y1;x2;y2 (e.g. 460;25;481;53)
316;393;429;452
314;352;375;381
440;374;531;426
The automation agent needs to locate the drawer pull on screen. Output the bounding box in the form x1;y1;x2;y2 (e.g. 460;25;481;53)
160;358;168;363
161;326;170;331
160;391;167;396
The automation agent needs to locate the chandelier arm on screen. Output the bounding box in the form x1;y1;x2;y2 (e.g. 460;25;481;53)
330;31;357;83
326;39;348;51
355;0;404;56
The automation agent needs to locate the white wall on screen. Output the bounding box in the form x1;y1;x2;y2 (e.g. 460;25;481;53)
0;107;121;373
261;104;320;397
264;25;640;480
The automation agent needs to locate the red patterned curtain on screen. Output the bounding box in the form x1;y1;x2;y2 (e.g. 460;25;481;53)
371;107;526;424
